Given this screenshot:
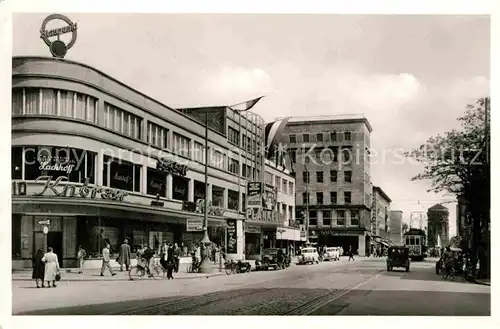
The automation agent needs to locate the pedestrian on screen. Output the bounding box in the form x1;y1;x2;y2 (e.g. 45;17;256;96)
173;243;181;273
77;245;86;274
211;244;217;263
142;245;156;277
100;243;116;277
119;239;131;271
32;248;45;288
348;246;355;261
42;247;60;288
166;243;175;279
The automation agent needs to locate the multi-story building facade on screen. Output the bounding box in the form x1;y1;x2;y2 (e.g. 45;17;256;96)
389;210;403;245
283;115;373;256
427;204;450;248
372;186;392;239
10;56;281;269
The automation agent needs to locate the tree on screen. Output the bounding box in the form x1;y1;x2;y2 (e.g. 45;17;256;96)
406;97;490;277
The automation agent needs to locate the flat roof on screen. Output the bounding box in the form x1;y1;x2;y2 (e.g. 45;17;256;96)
283;114;373;132
373;186;392;203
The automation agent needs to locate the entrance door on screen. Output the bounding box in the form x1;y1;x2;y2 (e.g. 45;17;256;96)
47;232;63;268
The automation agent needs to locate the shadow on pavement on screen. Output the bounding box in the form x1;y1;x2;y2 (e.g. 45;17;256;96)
381;269;470;284
15;286;490;316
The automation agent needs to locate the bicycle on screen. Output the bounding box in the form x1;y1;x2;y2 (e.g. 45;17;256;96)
129;257;164;280
224;259;237;275
442;262;456;281
186;258;201;273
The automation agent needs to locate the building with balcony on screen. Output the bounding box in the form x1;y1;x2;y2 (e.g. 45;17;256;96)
10;56;275;269
282;115;373;256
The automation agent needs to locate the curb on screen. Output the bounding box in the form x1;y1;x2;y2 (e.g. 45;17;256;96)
474;279;491;286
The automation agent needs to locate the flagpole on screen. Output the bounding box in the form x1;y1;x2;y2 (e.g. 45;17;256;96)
305;162;310;244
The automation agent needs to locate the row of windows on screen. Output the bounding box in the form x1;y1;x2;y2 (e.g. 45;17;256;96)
302;170;352;183
12;88;261;180
302;191;351;205
298;209;360;226
289;147;352;164
289;131;352;144
265;171;295;196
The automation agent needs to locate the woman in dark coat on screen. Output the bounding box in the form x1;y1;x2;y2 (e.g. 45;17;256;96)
166;244;175;280
32;248;45;288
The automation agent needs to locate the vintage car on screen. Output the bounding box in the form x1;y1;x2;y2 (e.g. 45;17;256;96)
298;247;320;265
255;248;286;271
386;246;410;272
323;247;340;261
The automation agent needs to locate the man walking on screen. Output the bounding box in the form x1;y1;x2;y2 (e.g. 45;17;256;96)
119;239;131;271
173;243;181;273
101;243;116;277
348;246;355;261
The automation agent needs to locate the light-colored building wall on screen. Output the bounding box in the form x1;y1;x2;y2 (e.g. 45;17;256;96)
389;210;403;244
372;186;392;239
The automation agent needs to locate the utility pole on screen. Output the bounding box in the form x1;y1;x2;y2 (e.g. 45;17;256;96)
305;163;310;244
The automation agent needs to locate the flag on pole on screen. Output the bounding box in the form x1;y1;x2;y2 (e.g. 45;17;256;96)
264;117;290;159
230;96;265;112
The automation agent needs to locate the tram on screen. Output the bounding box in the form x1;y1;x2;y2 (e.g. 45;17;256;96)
403;228;427;261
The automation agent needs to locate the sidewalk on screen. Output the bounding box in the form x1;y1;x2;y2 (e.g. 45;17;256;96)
475;278;491;286
12;264;226;282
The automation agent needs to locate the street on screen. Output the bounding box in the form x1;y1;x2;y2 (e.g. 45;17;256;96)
12;257;490;315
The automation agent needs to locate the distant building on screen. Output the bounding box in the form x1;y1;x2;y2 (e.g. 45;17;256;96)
427;204;450;248
389;210;403;244
372;186;392;239
282;115;373;256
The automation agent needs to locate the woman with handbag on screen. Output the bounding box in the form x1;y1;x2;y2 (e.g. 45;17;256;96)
42;247;60;288
32;248;45;288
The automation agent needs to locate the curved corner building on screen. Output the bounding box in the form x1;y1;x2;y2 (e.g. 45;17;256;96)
11;56;297;269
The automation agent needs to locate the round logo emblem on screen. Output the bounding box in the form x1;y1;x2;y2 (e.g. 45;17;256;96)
43;226;49;235
40;14;78;58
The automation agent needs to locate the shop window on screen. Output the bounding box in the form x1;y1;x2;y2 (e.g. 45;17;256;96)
228;189;239;211
146;167;167;197
172;175;189;201
12;147;22;179
337;210;346;226
24;146;96;184
212;185;225;208
104;156;141;192
77;217;121;258
11;215;21;258
194;180;205;202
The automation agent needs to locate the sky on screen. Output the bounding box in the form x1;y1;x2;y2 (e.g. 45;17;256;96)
12;13;491;237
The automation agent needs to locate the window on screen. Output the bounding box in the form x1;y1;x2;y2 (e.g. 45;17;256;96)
210;149;225;170
228;190;239;211
350;210;360;226
316;171;323;183
309;211;317;226
344;171;352;183
316;133;323;142
289;134;296;143
228;158;240;175
172;175;189;201
11;89;23;115
337;210;346;226
323;210;331;226
288;182;294;195
265;172;273;185
26;88;39;114
316;192;323;205
242;193;246;211
330;170;337;182
193;142;205;164
302;192;309;205
212;185;224;208
173;133;190;158
330;192;337;204
228;127;240;146
303;172;310;183
344;191;351;204
146;167;167;197
12;147;22;179
41;89;57;115
303;134;310;143
147;122;168;149
315;149;322;161
103;156;141;192
275;176;281;191
104;103;142;139
343;148;351;162
246;136;252;152
282;179;288;194
242;135;247;149
290;149;297;163
345;131;351;141
330;132;337;142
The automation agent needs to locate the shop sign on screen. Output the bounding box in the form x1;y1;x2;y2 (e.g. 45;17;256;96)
157;159;188;177
244;224;261;234
195;199;225;217
40;14;78;58
150;194;164;207
32;176;128;201
226;219;237;253
186;218;203;232
246;182;262;209
318;230;358;236
38;220;51;225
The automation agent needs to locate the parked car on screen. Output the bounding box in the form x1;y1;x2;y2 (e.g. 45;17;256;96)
298;247;320;265
323;247;340;261
255;248;286;271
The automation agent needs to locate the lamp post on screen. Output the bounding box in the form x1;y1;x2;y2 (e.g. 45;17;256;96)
198;111;214;274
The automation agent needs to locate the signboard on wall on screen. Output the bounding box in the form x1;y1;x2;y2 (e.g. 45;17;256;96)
247;182;262;209
226;219;237;253
186;219;203;232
